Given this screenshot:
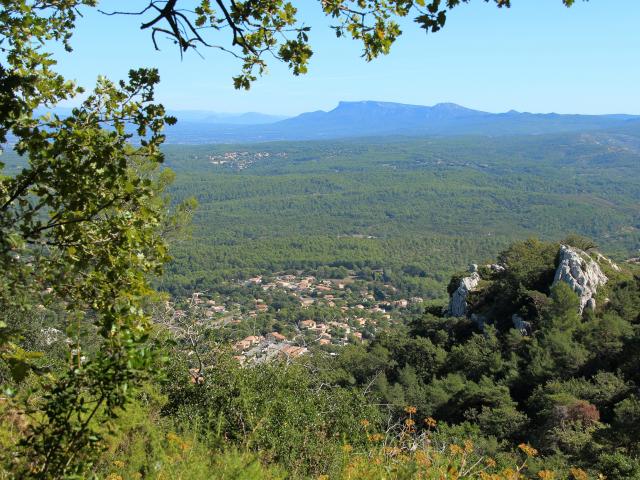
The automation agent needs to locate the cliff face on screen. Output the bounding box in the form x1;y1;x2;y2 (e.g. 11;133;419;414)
552;245;609;313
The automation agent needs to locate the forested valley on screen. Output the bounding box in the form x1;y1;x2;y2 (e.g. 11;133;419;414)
160;132;640;299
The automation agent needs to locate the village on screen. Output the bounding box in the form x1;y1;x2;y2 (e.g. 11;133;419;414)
186;271;425;365
207;150;287;169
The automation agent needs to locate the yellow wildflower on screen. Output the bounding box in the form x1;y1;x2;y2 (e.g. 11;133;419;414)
501;468;520;480
112;460;125;469
449;444;464;455
538;470;556;480
415;450;431;467
518;443;538;457
424;417;437;428
570;468;588;480
404;406;417;414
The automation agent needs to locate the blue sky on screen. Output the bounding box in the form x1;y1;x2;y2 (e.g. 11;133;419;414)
53;0;640;115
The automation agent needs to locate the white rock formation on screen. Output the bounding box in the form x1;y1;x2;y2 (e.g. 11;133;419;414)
553;245;608;313
448;272;481;317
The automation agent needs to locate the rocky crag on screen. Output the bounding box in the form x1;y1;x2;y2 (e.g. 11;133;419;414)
446;243;619;330
552;245;609;313
447;265;481;317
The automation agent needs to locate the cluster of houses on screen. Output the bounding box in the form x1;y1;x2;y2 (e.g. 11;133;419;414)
217;272;424;364
244;274;415;310
207;151;287;169
232;333;308;365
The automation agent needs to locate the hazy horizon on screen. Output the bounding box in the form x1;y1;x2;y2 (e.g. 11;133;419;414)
167;100;640;119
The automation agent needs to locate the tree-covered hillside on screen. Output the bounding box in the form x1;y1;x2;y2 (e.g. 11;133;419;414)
160;132;640;297
2;1;640;478
306;238;640;479
6;235;639;479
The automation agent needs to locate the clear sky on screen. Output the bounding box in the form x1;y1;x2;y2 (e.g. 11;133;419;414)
52;0;640;116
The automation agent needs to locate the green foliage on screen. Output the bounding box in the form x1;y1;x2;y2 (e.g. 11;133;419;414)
0;1;612;478
310;239;640;476
157;134;640;300
161;353;377;477
497;239;559;293
562;234;599;252
94;386;287;480
0;2;190;477
610;395;640;455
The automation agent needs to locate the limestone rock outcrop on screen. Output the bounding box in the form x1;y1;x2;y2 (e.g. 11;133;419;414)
552;245;608;313
448;269;481;317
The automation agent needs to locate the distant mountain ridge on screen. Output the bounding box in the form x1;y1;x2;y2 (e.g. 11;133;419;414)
167;110;288;125
32;107;288;126
164;101;640;144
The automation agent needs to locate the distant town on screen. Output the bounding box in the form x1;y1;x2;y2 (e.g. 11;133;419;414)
174;271;426;365
207;151;288;169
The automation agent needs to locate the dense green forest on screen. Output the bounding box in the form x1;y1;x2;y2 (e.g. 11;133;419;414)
160;132;640;297
113;239;640;479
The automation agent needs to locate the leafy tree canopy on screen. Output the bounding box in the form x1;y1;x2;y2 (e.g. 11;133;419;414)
0;1;193;477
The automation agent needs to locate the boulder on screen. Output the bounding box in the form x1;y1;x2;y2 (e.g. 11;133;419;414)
553;245;608;313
